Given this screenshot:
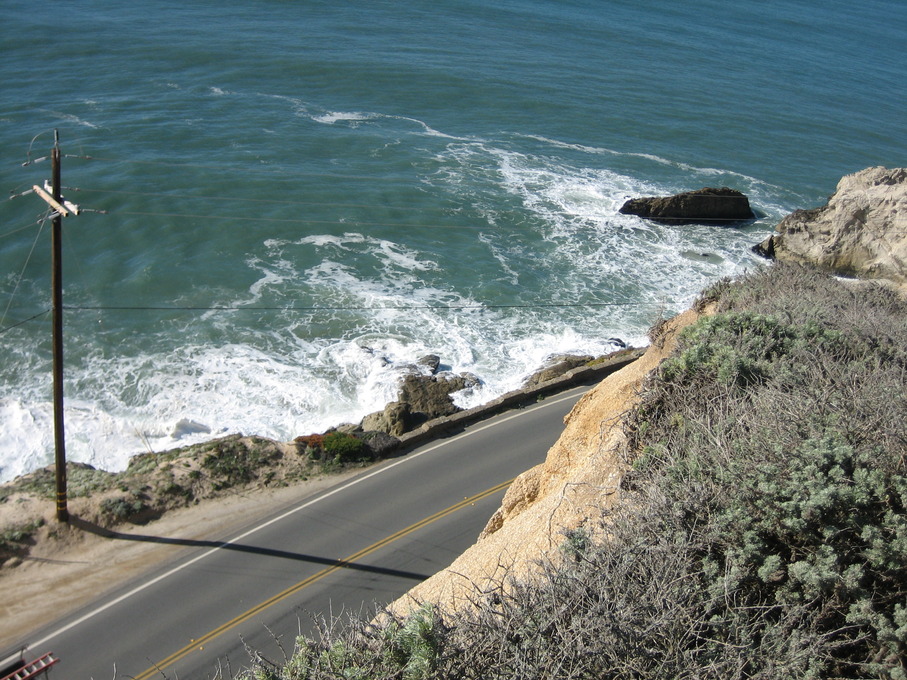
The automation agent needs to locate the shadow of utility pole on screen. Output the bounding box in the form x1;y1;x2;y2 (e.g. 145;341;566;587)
70;516;430;582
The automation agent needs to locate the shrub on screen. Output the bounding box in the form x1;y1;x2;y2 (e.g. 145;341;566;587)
201;436;281;490
234;264;907;680
323;432;368;463
621;264;907;677
100;495;150;522
0;518;45;559
245;605;446;680
295;434;325;459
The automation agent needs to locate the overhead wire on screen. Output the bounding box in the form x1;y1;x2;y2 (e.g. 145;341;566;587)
71;185;502;231
75;154;421;183
64;299;662;313
114;210;493;230
72;187;447;214
1;212;50;331
61;153;788;224
0;309;51;337
0;218;46;241
0;146;747;334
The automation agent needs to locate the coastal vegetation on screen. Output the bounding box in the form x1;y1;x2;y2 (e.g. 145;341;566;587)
238;263;907;679
0;433;382;566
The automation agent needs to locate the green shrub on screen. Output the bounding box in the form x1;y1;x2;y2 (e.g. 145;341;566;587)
0;518;45;556
100;495;149;522
201;436;281;490
323;432;368;463
6;463;115;500
622;264;907;677
381;604;444;679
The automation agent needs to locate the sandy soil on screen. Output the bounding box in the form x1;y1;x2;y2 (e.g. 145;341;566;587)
0;469;362;654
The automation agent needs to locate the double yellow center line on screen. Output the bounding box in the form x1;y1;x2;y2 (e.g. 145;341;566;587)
135;479;511;680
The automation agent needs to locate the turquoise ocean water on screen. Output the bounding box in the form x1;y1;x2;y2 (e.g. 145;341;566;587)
1;0;904;481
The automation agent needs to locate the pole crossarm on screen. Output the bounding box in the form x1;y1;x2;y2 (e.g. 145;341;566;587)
31;184;71;217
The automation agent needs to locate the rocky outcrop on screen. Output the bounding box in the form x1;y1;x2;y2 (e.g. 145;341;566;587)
522;355;595;389
360;372;481;436
522;341;628;389
755;167;907;286
358;353;481;438
620;187;755;225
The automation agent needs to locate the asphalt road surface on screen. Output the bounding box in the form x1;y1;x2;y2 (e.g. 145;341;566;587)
10;386;588;679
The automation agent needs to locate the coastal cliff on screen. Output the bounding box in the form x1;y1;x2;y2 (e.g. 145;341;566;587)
2;168;904;676
288;258;905;678
393;166;907;618
392;308;703;614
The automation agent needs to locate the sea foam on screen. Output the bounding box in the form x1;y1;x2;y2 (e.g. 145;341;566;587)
0;118;781;484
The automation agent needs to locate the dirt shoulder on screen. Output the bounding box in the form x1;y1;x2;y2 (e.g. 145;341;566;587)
0;467;363;653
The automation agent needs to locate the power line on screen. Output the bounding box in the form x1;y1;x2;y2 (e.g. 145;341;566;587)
66;155;782;224
0;299;671;332
1;213;49;330
0;219;45;241
63;299;667;313
114;209;492;230
0;309;51;336
110;208;790;228
73;187;450;214
76;154;419;182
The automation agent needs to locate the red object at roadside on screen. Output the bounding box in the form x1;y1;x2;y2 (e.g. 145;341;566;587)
0;653;59;680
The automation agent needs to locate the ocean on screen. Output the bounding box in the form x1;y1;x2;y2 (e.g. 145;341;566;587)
1;0;904;482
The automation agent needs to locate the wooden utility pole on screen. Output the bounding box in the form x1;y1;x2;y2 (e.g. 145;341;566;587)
30;130;79;522
50;132;67;522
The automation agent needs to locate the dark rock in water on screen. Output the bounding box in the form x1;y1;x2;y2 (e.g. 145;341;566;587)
398;373;478;419
171;419;212;439
751;235;776;259
359;372;480;437
417;354;441;374
619;187;755;225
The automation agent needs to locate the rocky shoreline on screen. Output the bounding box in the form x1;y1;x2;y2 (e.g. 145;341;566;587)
2;165;904;660
6;164;907;560
0;345;643;568
351;346;644;454
4;165;905;559
341;343;639;449
0;165;905;675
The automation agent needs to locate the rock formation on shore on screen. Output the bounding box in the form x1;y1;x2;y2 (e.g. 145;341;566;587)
755;166;907;286
619;187;755;225
360;369;480;437
357;349;629;439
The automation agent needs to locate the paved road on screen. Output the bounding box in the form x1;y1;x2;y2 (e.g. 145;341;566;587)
10;386;588;679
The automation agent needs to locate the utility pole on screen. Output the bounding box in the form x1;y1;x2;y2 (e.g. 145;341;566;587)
50;132;67;523
30;130;79;522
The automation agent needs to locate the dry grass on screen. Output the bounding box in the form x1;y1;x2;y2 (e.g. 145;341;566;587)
235;264;907;680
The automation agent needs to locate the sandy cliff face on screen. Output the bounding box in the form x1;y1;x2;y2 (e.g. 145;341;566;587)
392;308;703;615
756;166;907;287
